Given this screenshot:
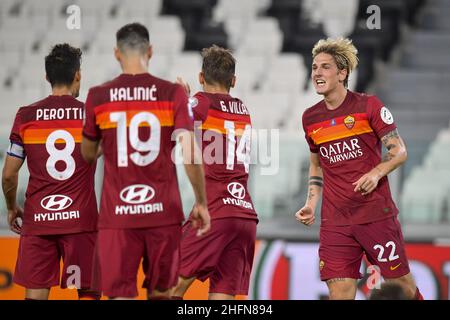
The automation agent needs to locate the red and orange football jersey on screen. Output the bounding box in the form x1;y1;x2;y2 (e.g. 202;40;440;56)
302;91;399;226
192;92;257;221
83;73;193;229
8;95;98;235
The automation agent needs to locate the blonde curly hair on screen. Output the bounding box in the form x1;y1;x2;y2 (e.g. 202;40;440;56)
312;38;359;88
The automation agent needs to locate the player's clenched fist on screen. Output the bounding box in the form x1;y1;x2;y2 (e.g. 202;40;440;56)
8;207;23;234
295;206;315;226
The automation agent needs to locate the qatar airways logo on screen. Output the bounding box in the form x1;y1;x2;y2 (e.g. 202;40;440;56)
319;138;363;164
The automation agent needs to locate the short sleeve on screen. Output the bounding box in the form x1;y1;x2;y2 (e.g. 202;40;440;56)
192;92;210;123
7;108;26;159
302;111;319;153
173;84;194;131
82;88;101;141
367;95;397;139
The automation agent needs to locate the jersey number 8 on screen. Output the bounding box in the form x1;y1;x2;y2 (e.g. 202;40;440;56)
45;129;76;181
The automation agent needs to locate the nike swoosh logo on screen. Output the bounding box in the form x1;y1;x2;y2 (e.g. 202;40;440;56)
311;127;323;135
390;263;402;271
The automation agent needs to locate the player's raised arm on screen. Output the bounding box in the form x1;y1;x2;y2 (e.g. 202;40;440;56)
176;77;191;96
2;155;25;234
353;129;407;196
295;152;323;226
177;130;210;236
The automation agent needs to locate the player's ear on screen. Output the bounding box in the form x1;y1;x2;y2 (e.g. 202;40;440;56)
199;72;205;85
338;68;347;83
75;70;81;82
147;45;153;60
230;76;236;88
45;74;50;84
114;47;121;62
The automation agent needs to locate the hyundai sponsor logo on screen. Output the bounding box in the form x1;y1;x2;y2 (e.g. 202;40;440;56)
227;182;246;199
120;184;155;204
223;182;253;210
40;194;73;211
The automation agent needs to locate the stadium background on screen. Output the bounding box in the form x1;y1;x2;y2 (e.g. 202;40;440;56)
1;0;450;300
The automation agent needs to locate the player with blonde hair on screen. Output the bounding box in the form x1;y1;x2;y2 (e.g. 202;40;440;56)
295;38;423;300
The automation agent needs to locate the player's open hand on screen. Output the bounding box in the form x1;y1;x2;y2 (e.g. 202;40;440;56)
295;205;315;226
176;77;191;96
352;168;382;196
191;203;211;237
8;207;23;234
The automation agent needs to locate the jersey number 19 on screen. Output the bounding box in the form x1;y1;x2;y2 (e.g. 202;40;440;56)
110;111;160;167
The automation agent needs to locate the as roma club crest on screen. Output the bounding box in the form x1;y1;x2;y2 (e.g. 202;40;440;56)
344;115;355;129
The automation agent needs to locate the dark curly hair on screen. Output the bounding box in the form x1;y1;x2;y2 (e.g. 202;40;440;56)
45;43;82;87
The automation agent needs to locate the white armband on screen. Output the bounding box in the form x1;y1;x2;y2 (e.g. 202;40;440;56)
7;142;25;159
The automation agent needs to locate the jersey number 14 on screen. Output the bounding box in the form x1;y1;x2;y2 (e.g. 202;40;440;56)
224;120;251;173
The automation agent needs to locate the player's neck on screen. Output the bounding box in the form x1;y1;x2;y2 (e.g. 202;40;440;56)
51;86;73;97
202;83;229;95
324;86;348;110
120;57;149;75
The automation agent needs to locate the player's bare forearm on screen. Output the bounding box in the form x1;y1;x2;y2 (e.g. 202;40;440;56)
305;153;323;211
178;130;203;165
307;177;323;212
353;129;407;195
295;153;322;226
374;129;408;178
184;163;207;205
179;130;207;205
2;173;18;211
96;143;103;159
81;137;100;164
2;156;23;210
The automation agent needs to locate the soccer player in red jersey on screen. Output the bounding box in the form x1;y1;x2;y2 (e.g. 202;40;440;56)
1;44;100;300
172;45;258;300
81;23;210;300
295;38;423;300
